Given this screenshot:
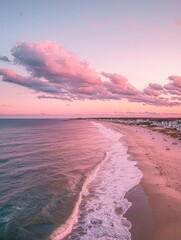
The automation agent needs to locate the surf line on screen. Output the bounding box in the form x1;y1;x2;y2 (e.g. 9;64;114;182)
49;121;143;240
49;126;110;240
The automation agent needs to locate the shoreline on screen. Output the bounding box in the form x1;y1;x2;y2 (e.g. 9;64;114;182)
125;184;155;240
103;121;181;240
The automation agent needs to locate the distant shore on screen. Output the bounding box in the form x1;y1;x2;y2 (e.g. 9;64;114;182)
103;121;181;240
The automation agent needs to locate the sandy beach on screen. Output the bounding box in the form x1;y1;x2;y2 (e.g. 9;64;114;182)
104;121;181;240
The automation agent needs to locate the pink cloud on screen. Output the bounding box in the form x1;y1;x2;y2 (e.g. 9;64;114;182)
143;83;163;97
0;41;180;107
101;72;128;85
0;68;60;94
102;72;180;106
148;83;163;91
164;76;181;96
128;94;180;107
143;87;161;97
11;41;101;85
102;72;138;96
168;76;181;88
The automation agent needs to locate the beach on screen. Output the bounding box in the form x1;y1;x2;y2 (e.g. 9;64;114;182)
1;118;181;240
104;121;181;240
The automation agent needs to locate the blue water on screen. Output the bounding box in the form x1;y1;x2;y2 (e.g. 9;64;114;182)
0;119;110;240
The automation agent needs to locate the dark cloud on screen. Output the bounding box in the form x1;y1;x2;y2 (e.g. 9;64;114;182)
0;56;11;62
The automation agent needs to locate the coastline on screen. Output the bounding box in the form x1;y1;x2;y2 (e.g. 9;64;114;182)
103;121;181;240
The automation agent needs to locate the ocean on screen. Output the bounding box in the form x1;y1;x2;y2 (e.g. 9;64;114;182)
0;119;142;240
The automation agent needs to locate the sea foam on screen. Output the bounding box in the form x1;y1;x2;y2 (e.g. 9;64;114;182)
50;122;143;240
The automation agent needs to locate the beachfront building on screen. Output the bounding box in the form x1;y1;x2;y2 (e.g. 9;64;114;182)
160;120;181;131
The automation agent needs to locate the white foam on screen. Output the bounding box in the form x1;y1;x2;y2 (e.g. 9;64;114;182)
49;122;143;240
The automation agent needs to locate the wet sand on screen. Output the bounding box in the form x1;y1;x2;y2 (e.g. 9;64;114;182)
105;121;181;240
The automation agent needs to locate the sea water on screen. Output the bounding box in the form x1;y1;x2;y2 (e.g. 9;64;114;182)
0;119;142;240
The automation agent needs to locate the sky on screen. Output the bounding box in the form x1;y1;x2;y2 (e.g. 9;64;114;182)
0;0;181;118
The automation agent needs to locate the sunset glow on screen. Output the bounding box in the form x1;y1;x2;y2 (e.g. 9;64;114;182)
0;0;181;118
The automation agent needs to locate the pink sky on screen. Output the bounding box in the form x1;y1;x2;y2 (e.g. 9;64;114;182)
0;41;180;118
0;1;181;118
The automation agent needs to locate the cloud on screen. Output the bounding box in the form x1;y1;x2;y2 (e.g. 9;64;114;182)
168;76;181;88
123;92;179;107
126;111;160;116
143;85;163;97
0;56;11;62
148;83;163;91
102;72;180;106
0;41;181;107
102;72;138;96
101;72;128;85
0;68;60;94
164;75;181;96
38;95;73;101
11;41;101;85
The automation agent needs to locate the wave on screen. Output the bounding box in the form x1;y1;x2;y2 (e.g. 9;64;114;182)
49;122;143;240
